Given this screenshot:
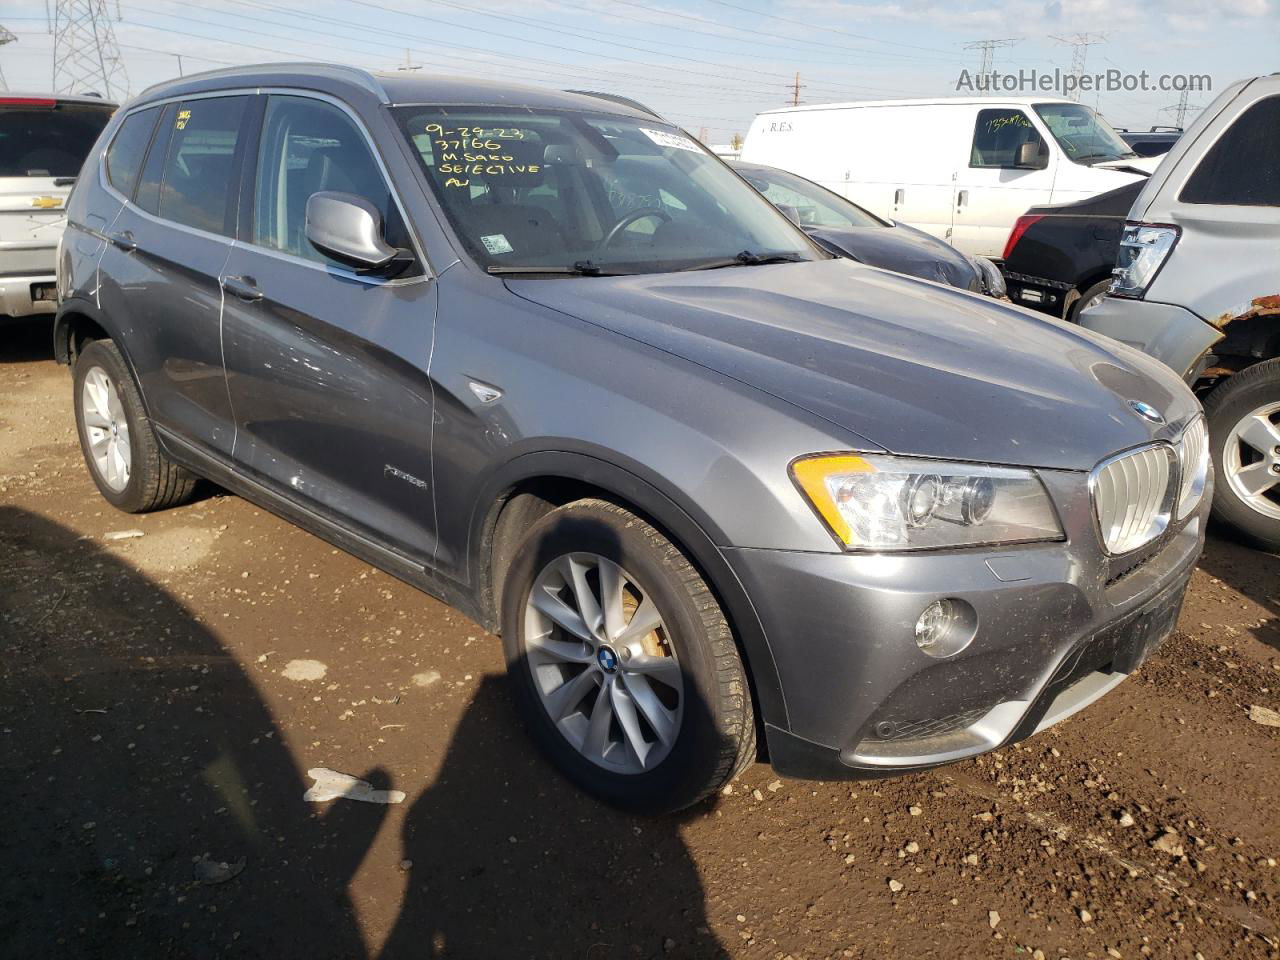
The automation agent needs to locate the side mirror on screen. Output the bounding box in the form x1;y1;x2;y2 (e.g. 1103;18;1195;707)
305;191;399;271
775;203;802;225
1015;140;1048;170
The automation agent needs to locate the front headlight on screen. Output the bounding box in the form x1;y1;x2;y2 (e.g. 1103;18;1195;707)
791;454;1064;551
1111;223;1179;298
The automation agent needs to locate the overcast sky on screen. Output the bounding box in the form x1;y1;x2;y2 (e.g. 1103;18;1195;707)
4;0;1277;141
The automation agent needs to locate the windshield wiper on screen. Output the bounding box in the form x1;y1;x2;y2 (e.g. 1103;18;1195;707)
487;260;627;277
679;250;809;271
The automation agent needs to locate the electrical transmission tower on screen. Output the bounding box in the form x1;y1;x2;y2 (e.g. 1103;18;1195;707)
48;0;129;100
1051;32;1106;100
1160;89;1200;129
963;38;1019;75
0;26;16;91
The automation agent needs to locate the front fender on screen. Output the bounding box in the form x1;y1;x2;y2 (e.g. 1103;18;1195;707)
466;448;789;732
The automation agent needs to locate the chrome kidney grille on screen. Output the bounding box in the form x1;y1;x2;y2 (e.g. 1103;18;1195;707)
1091;444;1178;555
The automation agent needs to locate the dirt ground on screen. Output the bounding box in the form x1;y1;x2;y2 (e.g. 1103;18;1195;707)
1;317;1278;960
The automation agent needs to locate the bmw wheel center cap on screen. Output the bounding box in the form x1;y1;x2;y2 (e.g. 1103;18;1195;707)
596;645;620;673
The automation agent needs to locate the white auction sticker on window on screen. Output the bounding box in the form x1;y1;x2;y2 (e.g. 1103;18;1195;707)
640;128;702;153
480;233;514;255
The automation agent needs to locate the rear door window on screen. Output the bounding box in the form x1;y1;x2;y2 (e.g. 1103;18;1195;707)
153;96;249;235
0;98;115;178
105;107;159;197
1180;95;1280;206
971;109;1043;168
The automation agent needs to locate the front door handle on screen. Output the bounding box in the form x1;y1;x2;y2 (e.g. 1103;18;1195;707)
956;189;969;210
893;188;905;205
223;275;263;302
107;230;136;251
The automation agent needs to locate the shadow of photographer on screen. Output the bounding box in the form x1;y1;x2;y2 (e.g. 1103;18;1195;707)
0;506;384;958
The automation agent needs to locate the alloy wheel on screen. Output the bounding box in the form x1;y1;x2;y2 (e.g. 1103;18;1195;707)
81;366;131;492
1223;400;1280;521
523;552;684;774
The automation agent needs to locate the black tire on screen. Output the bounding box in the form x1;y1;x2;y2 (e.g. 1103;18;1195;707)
500;499;755;813
1203;359;1280;552
1067;279;1111;323
73;338;198;513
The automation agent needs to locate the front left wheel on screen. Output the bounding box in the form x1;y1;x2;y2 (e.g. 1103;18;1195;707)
73;338;198;513
500;499;755;813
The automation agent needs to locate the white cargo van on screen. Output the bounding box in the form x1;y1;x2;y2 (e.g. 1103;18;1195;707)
740;97;1159;259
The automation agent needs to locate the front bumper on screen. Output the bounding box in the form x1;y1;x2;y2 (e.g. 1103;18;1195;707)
726;467;1208;781
0;273;58;320
1079;296;1222;383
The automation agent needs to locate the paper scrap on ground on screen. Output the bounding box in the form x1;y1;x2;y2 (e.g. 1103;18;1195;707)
1249;704;1280;727
194;855;246;885
304;768;406;804
104;529;145;541
282;659;327;682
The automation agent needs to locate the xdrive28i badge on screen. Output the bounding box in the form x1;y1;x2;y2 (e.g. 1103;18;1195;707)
1129;400;1165;425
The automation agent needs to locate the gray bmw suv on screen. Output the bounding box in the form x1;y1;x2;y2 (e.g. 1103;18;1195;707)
58;65;1211;813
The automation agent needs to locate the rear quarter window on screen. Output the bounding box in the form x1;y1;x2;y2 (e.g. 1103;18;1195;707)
105;107;159;197
1180;95;1280;206
0;100;116;178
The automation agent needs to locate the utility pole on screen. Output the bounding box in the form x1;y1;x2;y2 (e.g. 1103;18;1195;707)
789;72;804;107
48;0;129;99
0;26;16;91
962;38;1019;77
397;48;422;72
1160;88;1199;129
1051;32;1106;101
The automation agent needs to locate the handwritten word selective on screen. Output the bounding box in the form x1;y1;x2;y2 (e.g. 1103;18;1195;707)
427;123;541;189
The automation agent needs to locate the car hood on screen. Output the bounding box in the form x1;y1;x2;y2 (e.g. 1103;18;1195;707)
506;259;1198;470
1092;155;1161;176
804;222;980;290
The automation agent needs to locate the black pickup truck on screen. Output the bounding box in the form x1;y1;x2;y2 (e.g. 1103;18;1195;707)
1001;180;1144;322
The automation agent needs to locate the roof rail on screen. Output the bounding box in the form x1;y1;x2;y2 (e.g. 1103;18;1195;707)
563;89;664;119
137;62;389;103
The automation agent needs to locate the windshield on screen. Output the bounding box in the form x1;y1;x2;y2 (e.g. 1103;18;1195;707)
732;164;885;229
393;106;820;274
1034;102;1136;164
0;99;115;178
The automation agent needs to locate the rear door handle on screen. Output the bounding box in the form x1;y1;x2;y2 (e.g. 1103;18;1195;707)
956;190;969;209
223;275;263;302
107;230;136;251
893;188;904;205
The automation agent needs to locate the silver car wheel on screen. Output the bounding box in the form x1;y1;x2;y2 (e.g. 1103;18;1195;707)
1223;400;1280;521
523;552;684;775
81;366;132;493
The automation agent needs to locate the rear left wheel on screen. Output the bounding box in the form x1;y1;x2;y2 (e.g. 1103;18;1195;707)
73;339;198;513
500;499;755;813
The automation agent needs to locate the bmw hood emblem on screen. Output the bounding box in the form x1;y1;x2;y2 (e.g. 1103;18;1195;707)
596;646;619;673
1129;400;1165;425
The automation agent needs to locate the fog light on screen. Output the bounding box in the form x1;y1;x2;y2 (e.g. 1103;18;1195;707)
915;599;956;650
914;598;976;658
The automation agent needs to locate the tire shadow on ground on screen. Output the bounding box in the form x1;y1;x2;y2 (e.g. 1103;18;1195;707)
1196;533;1280;653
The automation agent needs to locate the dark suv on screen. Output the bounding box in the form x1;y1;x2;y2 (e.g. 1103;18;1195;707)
58;65;1210;813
